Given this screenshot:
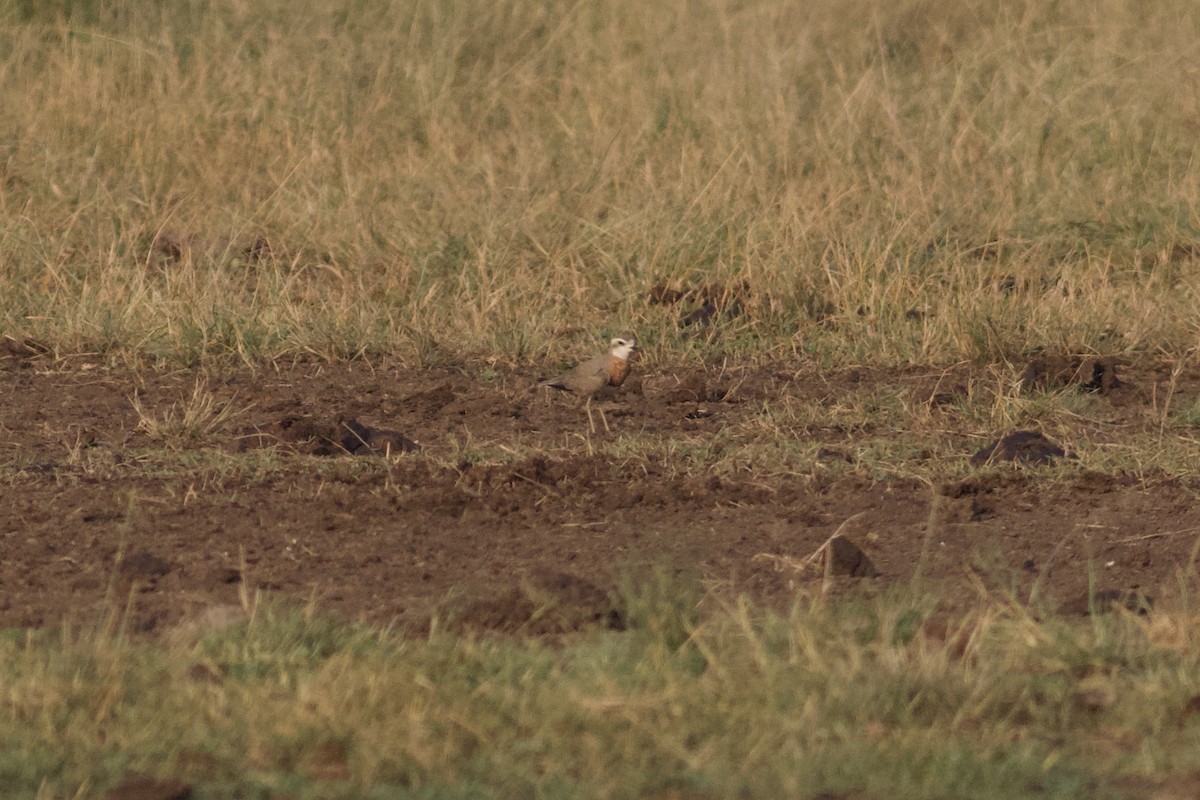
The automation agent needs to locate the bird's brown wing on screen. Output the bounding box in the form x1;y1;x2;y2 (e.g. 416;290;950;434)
583;357;614;393
544;355;607;394
576;356;613;393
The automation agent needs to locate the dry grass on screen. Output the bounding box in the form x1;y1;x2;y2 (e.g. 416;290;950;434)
130;380;251;448
1;0;1199;366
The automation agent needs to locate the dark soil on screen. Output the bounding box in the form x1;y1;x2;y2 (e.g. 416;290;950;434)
3;354;1200;636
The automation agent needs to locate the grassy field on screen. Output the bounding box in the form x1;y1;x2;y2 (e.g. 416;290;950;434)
5;1;1200;798
8;583;1200;799
2;0;1200;366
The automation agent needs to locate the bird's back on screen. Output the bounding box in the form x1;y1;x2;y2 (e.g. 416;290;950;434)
543;352;612;395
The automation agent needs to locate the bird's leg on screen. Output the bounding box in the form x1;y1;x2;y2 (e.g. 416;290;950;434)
599;405;610;432
584;397;596;434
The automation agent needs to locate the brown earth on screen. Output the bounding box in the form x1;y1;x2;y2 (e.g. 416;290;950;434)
2;351;1200;636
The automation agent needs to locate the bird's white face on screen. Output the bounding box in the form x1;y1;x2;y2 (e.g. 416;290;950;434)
609;337;639;360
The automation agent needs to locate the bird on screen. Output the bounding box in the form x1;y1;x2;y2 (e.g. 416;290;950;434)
541;336;639;396
540;336;639;430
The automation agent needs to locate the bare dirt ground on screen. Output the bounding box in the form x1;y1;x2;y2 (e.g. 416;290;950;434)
2;351;1199;636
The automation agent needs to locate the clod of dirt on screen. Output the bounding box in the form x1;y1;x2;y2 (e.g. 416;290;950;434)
1019;355;1120;394
645;281;749;330
680;302;719;328
647;284;688;305
680;299;745;333
1072;470;1134;493
151;230;275;265
242;236;273;262
970;499;995;521
236;415;328;451
337;418;420;455
238;416;419;456
185;661;228;685
1062;588;1153;616
168;604;249;649
1180;695;1200;723
938;481;1012;524
458;569;623;635
970;430;1068;466
816;447;853;464
939;472;1021;497
615;374;645;397
0;335;48;361
105;774;192;800
117;550;171;590
827;535;879;577
658;373;727;404
502;456;563;487
925;383;966;409
401;381;458;415
151;230;191;261
1073;675;1118;713
1164;240;1200;263
206;565;242;585
918;619;979;660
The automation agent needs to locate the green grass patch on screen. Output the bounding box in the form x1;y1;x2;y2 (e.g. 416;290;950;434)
5;585;1200;798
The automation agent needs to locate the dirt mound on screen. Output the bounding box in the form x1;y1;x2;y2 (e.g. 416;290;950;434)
970;430;1068;466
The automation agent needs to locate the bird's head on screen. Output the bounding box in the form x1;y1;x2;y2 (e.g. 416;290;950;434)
609;336;639;360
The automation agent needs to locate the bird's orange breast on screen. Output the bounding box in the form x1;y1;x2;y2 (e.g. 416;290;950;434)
607;357;631;387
